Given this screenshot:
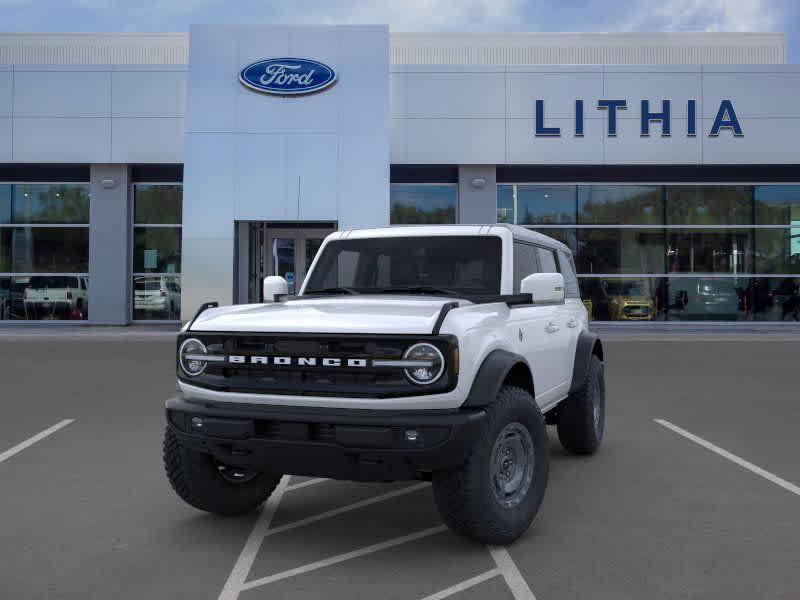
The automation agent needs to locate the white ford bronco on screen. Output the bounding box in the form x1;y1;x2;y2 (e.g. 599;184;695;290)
164;225;605;544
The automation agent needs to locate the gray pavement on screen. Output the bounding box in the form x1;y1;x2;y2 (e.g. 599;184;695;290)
0;334;798;599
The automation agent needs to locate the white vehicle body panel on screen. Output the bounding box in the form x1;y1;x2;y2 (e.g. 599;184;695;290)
180;224;587;412
191;296;457;335
23;277;88;310
135;291;170;311
134;276;180;313
24;287;81;305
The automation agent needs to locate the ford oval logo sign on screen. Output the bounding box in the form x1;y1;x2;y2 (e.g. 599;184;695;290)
239;58;337;96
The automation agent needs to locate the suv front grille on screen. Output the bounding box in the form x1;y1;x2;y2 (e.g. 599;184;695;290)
179;333;457;398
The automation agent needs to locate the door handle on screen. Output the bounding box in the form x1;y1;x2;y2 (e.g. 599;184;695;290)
567;317;578;328
545;322;559;334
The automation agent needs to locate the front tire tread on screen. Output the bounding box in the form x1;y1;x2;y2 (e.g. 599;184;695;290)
163;427;279;516
432;385;549;545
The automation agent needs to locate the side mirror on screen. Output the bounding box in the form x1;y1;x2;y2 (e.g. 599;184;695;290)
262;276;288;303
520;272;565;304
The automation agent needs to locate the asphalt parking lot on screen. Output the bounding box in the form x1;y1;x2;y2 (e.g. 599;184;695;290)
1;329;799;599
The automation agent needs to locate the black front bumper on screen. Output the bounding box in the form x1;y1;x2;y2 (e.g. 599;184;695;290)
166;395;485;482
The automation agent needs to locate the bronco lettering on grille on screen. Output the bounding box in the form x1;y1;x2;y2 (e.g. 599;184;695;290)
227;355;368;368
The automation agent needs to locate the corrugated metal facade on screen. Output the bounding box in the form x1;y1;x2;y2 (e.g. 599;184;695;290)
391;44;786;65
0;33;189;65
0;31;786;66
390;33;786;65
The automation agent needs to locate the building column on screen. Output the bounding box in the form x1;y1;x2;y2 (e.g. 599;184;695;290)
234;221;249;304
88;164;131;325
458;166;497;224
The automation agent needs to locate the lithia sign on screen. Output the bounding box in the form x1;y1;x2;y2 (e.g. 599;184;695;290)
535;99;743;138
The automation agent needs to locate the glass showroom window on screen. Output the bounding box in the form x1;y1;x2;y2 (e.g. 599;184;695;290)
0;183;90;321
132;184;182;320
499;183;800;321
666;186;753;225
754;185;800;275
497;185;576;225
579;185;663;225
390;184;457;224
577;229;665;275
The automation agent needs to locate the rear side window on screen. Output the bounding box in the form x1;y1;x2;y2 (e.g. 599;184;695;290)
536;247;558;273
557;250;580;298
513;242;538;293
29;276;78;288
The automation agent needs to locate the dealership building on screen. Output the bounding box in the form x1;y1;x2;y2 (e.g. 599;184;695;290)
0;27;798;325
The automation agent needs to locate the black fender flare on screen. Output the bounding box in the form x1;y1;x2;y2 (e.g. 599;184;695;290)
462;349;533;408
569;330;604;395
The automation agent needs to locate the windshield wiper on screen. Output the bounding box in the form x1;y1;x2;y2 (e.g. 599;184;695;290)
371;286;460;297
303;287;359;296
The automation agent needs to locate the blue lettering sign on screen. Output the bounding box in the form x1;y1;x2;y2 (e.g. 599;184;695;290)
709;99;743;137
535;100;560;136
687;99;697;136
597;100;627;136
575;100;584;137
532;98;741;138
641;99;671;137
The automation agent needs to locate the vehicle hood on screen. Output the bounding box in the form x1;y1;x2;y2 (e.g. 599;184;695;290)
190;295;464;335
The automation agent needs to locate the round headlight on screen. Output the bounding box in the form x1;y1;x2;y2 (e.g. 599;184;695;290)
179;338;208;377
403;343;445;385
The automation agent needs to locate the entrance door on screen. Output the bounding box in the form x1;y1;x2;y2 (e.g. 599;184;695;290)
246;223;335;302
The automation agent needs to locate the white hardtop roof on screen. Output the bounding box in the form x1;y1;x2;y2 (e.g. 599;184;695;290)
499;224;571;254
332;224;571;254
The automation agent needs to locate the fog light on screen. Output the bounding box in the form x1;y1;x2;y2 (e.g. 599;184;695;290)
190;416;204;429
405;429;419;442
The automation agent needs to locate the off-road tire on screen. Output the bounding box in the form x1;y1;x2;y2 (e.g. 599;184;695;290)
556;355;605;455
432;386;549;545
163;427;280;515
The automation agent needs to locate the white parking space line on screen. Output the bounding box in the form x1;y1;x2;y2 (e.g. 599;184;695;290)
488;546;537;600
218;480;431;599
655;419;800;497
240;525;448;591
217;476;538;599
218;476;289;600
418;569;501;600
263;481;430;538
285;477;327;492
0;419;75;464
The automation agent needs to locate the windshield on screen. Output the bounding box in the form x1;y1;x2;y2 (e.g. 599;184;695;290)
697;279;737;295
303;235;502;296
135;277;161;292
29;276;79;289
603;280;647;296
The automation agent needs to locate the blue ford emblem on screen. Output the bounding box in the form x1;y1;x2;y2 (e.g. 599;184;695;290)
239;58;337;96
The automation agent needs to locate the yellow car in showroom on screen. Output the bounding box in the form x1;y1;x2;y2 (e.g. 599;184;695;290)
600;278;655;321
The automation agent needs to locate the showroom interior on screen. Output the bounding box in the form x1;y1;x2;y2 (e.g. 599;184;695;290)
2;164;797;323
0;28;798;324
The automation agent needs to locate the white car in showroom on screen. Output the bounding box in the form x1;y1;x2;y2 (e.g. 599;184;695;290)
134;275;181;319
23;275;88;320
